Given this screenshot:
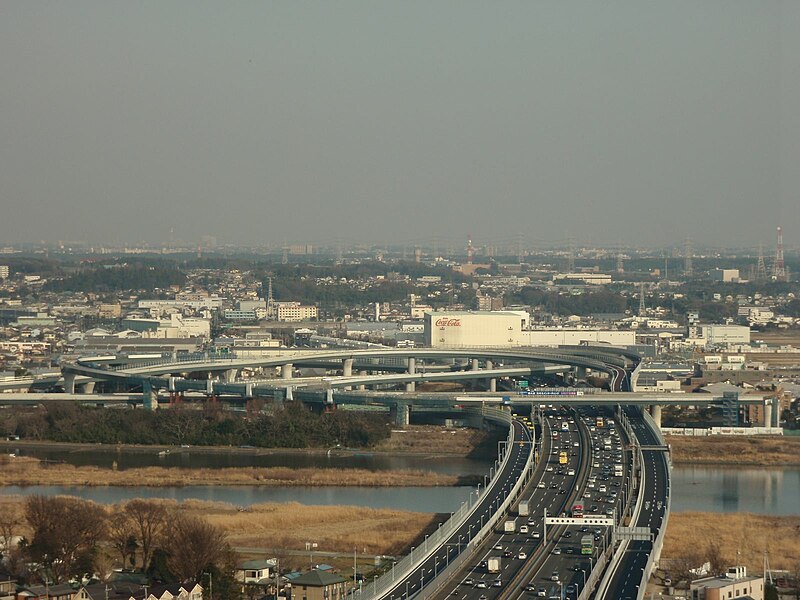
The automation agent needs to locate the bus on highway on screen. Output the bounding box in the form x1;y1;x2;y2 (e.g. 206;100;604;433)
581;534;594;555
559;451;568;465
572;502;583;518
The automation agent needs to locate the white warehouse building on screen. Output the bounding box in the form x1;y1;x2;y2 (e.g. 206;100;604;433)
424;311;635;348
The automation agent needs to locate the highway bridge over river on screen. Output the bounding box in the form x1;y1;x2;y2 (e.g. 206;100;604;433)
0;345;767;598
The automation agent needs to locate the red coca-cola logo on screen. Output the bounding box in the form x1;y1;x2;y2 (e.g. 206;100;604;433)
435;318;461;327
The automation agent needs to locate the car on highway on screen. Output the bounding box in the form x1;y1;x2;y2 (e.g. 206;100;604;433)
478;595;487;600
475;581;487;589
537;587;547;597
524;583;537;592
551;571;559;582
518;551;527;560
562;531;572;538
538;481;546;488
519;524;529;534
492;579;502;588
463;578;474;586
545;466;553;472
503;550;512;557
552;547;561;555
493;544;503;550
532;531;541;539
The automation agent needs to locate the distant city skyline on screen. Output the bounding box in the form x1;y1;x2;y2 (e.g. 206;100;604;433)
2;2;799;247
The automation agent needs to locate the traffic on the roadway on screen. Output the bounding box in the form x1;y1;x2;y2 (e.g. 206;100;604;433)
424;406;630;600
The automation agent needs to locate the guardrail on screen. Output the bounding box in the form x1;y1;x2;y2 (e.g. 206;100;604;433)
355;406;520;600
591;409;645;600
636;409;672;592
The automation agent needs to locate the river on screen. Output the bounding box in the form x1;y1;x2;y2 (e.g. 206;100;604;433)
1;445;798;515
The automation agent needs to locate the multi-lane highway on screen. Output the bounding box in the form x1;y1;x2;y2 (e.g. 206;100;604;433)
382;418;533;600
421;408;629;600
596;407;669;600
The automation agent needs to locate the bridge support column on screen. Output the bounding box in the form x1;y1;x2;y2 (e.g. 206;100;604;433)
763;399;773;429
142;381;158;411
406;357;416;392
342;358;353;377
394;402;411;426
79;381;96;394
576;366;587;380
281;363;293;380
651;404;662;429
342;358;354;391
224;369;238;383
485;360;496;392
63;373;76;394
357;371;366;391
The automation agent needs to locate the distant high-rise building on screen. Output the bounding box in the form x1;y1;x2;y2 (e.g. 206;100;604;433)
0;265;8;279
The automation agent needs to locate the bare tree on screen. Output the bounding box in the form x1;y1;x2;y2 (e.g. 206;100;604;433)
0;502;22;552
107;511;138;569
24;496;107;583
124;499;167;572
164;512;229;582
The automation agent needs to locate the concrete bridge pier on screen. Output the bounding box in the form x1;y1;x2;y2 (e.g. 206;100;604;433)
392;401;411;426
342;358;353;391
575;366;587;380
224;369;238;384
650;404;662;429
281;363;293;380
63;373;76;394
763;399;773;429
357;371;366;391
485;360;496;392
79;381;96;394
406;357;416;392
142;381;158;411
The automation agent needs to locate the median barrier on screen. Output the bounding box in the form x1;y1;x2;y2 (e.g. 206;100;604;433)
360;406;524;600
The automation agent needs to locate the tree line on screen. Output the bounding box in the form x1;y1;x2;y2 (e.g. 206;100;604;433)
7;402;392;448
0;496;237;595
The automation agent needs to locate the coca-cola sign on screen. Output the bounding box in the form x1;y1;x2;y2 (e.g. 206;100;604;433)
435;318;461;327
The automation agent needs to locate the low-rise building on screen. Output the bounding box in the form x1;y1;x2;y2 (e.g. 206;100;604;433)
690;566;763;600
289;570;347;600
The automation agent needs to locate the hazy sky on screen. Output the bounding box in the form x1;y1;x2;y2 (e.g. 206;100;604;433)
2;1;799;249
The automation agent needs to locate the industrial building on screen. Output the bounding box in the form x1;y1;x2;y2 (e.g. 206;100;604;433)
424;311;634;348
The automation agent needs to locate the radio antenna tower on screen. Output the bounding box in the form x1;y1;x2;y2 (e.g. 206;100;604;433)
567;238;576;272
683;239;693;278
772;226;786;281
756;244;768;281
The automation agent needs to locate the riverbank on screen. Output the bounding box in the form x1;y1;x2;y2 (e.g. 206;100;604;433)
0;456;465;487
662;511;800;572
1;424;499;459
665;434;800;466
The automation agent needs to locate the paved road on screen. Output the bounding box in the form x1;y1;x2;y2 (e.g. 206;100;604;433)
382;418;533;600
597;407;669;600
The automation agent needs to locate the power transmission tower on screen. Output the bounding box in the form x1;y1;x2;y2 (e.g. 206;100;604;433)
755;244;767;281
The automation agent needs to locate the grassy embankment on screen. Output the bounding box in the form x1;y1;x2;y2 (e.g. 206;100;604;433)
666;434;800;466
0;456;459;487
663;512;800;572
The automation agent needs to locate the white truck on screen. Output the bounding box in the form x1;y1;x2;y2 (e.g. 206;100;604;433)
487;557;502;574
504;518;517;533
518;501;530;517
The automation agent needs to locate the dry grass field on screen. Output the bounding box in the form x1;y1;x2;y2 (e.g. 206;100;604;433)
0;456;457;487
0;495;436;571
666;435;800;466
373;425;497;456
663;512;800;572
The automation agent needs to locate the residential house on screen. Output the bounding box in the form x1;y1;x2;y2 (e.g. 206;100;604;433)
288;570;348;600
